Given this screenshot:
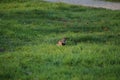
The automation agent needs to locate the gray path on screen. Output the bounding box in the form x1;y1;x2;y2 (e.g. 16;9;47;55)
45;0;120;10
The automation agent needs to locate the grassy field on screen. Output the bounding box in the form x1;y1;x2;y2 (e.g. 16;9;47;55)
0;0;120;80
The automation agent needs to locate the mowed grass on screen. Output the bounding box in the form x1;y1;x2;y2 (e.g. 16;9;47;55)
0;0;120;80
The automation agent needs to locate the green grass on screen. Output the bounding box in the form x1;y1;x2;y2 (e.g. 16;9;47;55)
0;0;120;80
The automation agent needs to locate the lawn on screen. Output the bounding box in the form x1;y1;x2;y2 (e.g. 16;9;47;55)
0;0;120;80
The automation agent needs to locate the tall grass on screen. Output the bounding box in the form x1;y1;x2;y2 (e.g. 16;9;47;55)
0;0;120;80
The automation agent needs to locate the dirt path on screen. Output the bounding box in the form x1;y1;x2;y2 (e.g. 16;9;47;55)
45;0;120;10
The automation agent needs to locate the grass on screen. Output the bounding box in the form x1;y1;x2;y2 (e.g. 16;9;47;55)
0;0;120;80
